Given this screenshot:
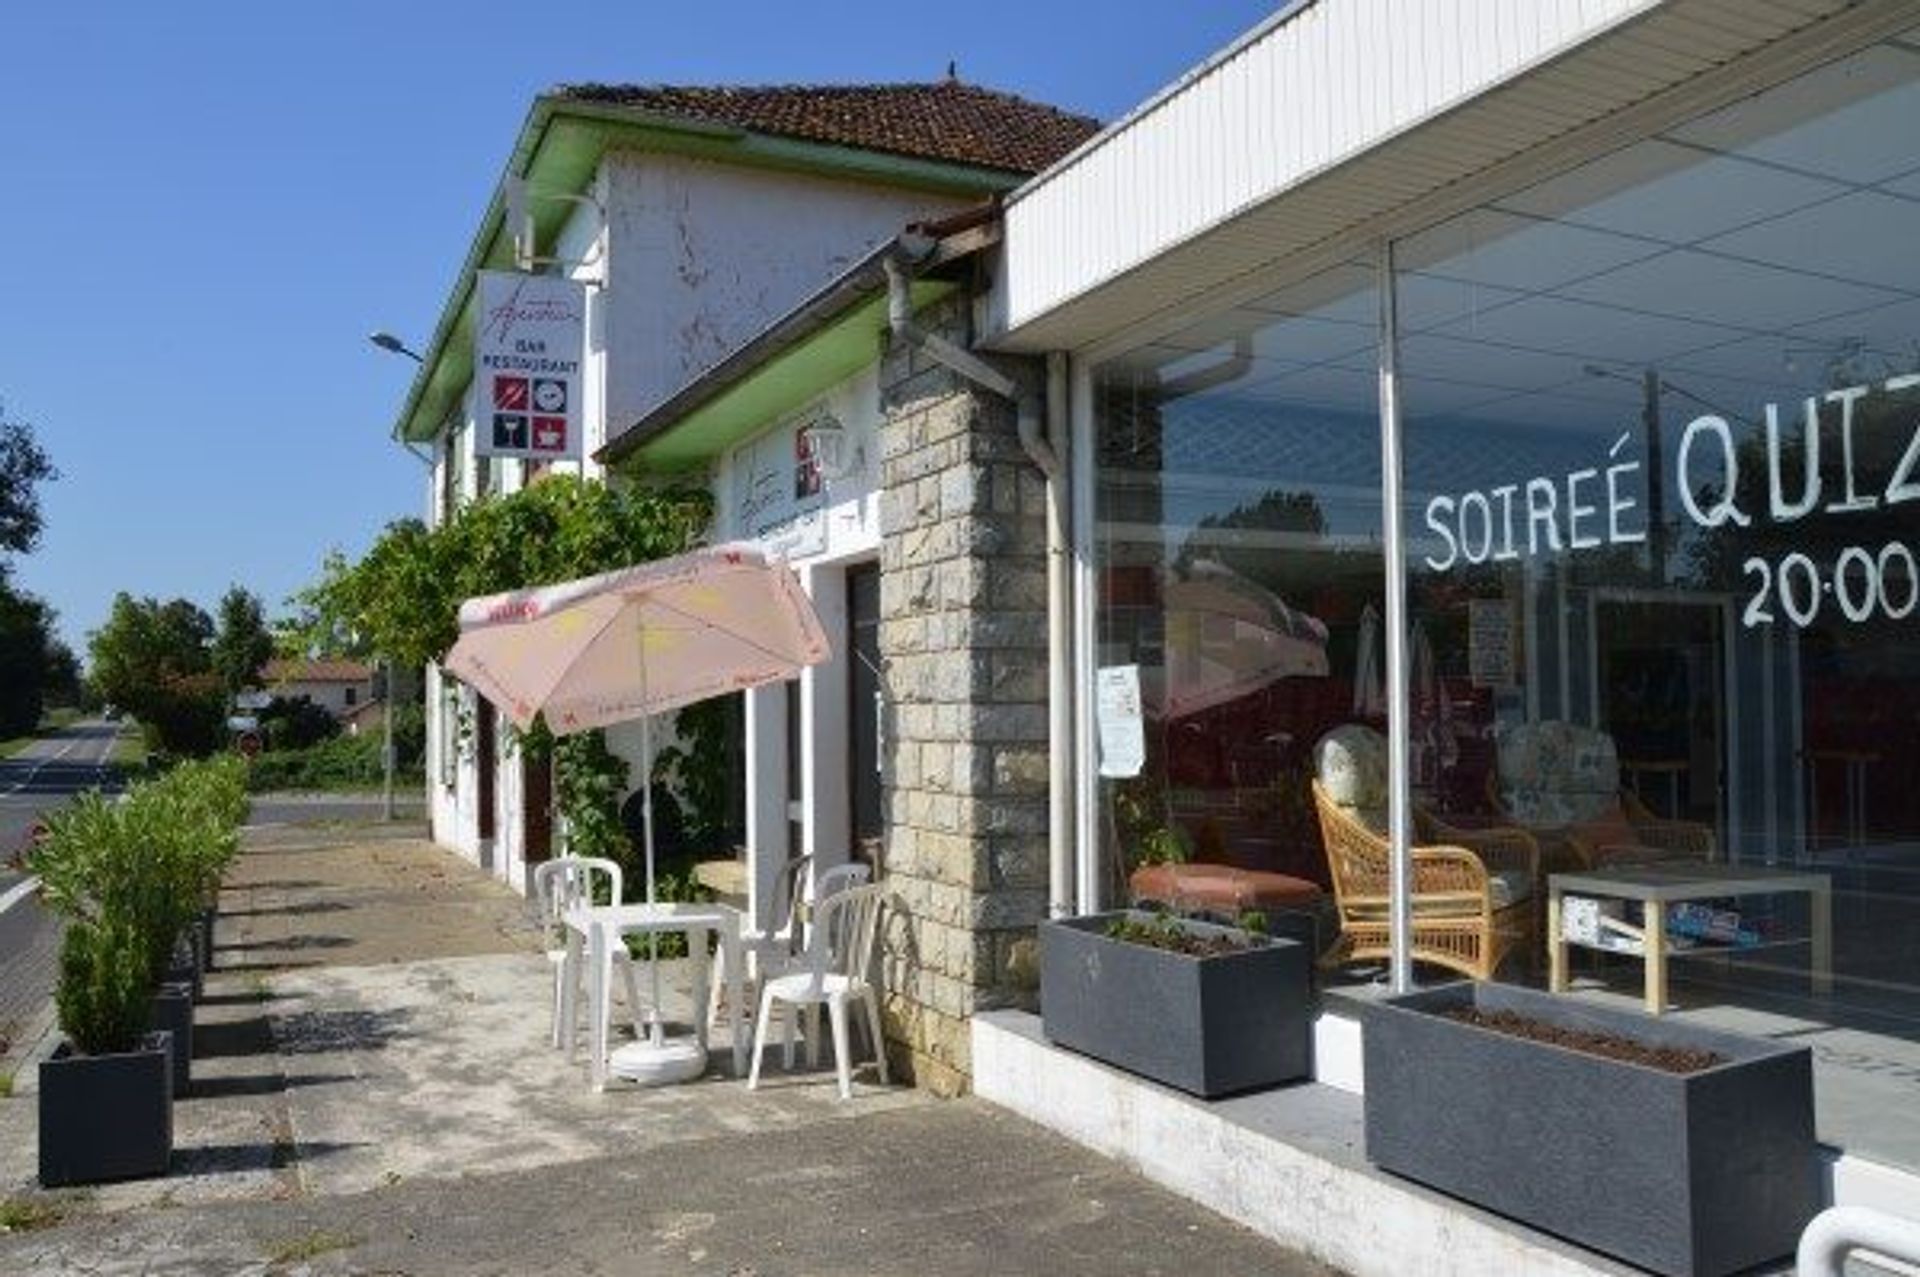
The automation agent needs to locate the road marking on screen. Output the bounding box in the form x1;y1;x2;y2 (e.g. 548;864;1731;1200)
6;726;110;795
0;875;39;917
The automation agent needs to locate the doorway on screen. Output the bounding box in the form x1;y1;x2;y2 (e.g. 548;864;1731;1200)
848;563;882;849
1592;597;1726;832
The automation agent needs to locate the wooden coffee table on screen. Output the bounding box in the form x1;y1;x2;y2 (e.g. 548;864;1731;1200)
1547;863;1832;1015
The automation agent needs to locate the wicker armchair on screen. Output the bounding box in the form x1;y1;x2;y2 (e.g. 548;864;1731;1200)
1312;728;1535;981
1489;721;1717;871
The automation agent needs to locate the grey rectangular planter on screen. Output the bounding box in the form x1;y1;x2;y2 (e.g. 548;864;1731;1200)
1040;911;1311;1098
38;1031;174;1187
149;981;194;1096
1362;982;1816;1277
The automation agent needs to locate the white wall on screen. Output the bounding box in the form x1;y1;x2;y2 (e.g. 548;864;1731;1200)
422;153;963;883
711;365;884;929
602;154;966;433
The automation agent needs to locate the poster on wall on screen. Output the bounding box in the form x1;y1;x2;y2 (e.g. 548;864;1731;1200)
474;270;585;461
1468;598;1517;688
1096;664;1146;779
729;415;828;559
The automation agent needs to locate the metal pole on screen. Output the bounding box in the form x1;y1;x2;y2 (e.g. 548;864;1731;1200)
1377;245;1414;994
382;658;396;821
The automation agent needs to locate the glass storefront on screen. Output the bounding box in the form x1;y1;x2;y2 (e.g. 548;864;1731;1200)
1092;261;1382;911
1088;35;1920;1164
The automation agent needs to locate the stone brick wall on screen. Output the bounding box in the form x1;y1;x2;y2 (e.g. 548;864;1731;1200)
875;297;1051;1096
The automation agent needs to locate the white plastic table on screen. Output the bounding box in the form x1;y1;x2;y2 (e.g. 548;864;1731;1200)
1547;863;1832;1015
561;900;746;1090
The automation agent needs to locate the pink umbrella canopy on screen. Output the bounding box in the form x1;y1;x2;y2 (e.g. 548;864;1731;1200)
1150;560;1330;720
445;543;831;736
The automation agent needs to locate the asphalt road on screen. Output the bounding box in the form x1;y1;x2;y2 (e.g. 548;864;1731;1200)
0;719;124;1059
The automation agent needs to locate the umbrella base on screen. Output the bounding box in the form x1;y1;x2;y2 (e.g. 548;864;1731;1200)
607;1036;707;1087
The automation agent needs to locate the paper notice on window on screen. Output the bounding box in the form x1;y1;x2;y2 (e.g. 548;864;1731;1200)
1096;664;1146;779
1468;598;1516;688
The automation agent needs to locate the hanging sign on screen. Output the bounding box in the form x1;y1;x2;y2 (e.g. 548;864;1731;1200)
474;270;585;461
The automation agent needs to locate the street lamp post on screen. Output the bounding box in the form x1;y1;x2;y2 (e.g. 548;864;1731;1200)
370;330;427;821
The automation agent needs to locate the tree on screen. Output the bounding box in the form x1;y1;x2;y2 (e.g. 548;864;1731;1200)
0;410;57;560
0;585;54;736
41;638;82;709
88;594;222;756
210;586;274;697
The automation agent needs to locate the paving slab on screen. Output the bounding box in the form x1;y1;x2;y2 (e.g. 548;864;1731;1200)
0;822;1338;1275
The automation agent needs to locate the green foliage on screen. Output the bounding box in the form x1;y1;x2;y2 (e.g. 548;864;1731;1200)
553;730;630;865
211;586;274;697
1102;911;1254;957
260;696;339;752
0;412;57;560
245;733;419;792
88;594;225;756
1133;824;1193;867
37;757;249;1051
296;476;713;671
0;584;54;738
653;697;741;851
55;919;152;1056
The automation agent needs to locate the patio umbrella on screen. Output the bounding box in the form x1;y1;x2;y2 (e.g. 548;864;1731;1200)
1149;559;1329;720
445;542;830;1078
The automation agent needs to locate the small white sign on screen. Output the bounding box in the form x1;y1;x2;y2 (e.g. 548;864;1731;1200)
729;418;828;559
226;715;260;733
1468;598;1516;688
474;270;585;461
1096;664;1145;779
234;691;273;711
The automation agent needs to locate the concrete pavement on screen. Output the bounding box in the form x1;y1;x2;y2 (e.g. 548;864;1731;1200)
0;818;1339;1275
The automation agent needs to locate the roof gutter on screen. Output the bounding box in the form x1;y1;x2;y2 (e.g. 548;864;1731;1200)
390;99;1034;447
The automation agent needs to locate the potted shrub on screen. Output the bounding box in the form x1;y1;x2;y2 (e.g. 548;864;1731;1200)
1039;909;1311;1098
40;919;173;1185
1362;981;1816;1277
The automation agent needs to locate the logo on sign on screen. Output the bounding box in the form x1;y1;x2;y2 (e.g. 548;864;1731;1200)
532;418;567;451
493;377;529;411
493;414;528;450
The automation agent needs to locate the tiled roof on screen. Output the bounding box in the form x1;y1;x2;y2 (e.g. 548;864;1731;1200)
556;80;1100;175
262;659;373;684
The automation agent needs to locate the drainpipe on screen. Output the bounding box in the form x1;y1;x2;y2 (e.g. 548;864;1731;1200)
882;254;1072;916
882;257;1060;477
1044;352;1073;917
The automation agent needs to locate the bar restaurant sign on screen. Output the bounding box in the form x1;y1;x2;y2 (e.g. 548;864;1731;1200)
474;270;585;461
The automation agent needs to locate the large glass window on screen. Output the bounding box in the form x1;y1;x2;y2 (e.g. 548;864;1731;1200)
1091;262;1382;929
1396;40;1920;1164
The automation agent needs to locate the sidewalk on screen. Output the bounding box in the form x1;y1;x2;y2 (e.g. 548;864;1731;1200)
0;819;1337;1275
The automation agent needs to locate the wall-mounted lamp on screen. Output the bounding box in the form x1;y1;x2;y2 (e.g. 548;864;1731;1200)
799;414;858;482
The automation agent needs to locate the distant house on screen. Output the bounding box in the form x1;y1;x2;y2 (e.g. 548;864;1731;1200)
259;658;375;721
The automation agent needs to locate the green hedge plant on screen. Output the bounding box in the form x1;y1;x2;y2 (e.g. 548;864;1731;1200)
35;755;248;1052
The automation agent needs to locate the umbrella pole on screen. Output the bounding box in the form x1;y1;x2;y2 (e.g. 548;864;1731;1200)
642;707;664;1048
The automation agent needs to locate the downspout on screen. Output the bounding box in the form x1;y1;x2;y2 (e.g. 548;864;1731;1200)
1044;353;1073;917
882;254;1072;917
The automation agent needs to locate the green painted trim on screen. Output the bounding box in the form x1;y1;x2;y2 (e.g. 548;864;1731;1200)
392;98;1022;443
617;279;951;474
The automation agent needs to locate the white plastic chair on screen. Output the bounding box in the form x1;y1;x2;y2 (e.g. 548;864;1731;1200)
533;857;645;1050
708;858;873;1029
747;882;889;1099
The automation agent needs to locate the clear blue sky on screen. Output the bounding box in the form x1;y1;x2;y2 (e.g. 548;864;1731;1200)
0;1;1279;656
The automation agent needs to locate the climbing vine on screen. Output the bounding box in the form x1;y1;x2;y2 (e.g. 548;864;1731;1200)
298;474;726;884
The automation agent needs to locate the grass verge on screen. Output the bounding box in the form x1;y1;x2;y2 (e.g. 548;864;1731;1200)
107;726;148;771
0;1195;65;1233
265;1230;360;1264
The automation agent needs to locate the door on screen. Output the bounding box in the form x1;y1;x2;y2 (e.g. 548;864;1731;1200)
848;563;883;846
1595;598;1725;831
476;700;497;842
523;753;552;862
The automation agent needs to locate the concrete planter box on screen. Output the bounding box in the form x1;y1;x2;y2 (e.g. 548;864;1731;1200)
38;1031;174;1187
148;981;194;1096
1362;982;1816;1277
1039;911;1311;1098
